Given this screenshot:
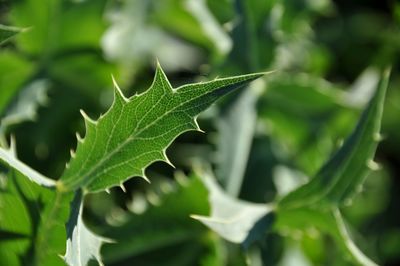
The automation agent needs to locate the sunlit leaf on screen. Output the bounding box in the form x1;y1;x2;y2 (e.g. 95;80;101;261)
59;64;266;193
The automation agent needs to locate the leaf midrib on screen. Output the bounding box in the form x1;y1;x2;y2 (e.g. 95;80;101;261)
62;83;216;190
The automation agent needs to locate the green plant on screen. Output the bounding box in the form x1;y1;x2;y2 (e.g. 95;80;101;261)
0;64;265;265
1;1;399;265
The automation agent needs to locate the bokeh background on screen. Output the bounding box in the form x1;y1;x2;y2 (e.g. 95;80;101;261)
0;0;399;265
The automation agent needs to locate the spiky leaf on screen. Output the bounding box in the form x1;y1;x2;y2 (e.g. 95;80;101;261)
64;191;109;266
59;64;266;193
278;68;390;209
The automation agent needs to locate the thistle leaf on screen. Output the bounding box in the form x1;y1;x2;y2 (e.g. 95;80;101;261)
64;191;109;266
278;68;390;209
59;64;266;193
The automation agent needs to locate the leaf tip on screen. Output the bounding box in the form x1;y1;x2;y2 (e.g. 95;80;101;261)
119;183;127;193
76;132;84;143
162;151;175;169
193;118;205;133
80;109;97;125
141;173;151;184
111;75;128;103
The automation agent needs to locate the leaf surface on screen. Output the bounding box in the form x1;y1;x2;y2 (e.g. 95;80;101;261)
59;64;266;192
278;68;390;209
64;191;109;266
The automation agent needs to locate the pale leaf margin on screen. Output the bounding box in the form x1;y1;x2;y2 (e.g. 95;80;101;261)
0;138;56;188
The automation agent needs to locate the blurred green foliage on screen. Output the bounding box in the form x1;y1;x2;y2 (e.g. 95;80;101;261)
0;0;399;265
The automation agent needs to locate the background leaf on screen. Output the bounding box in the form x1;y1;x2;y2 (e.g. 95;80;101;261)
279;68;389;209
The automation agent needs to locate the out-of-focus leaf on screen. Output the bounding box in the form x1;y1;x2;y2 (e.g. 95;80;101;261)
152;0;228;59
10;0;107;55
0;169;42;266
102;0;202;73
0;24;25;45
0;52;34;115
59;64;265;193
216;79;264;196
275;207;378;266
0;80;49;135
101;175;210;264
342;68;380;108
185;0;232;55
192;167;274;247
279;68;389;209
259;73;356;174
0;165;68;266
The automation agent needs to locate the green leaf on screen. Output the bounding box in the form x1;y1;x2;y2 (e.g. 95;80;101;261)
0;169;41;266
275;207;379;266
10;0;107;55
0;165;68;266
59;64;266;193
0;52;35;115
0;24;25;45
278;68;390;209
63;190;109;266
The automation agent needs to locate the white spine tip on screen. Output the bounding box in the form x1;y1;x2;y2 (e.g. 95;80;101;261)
111;75;128;102
120;183;127;193
80;109;95;124
65;163;70;169
105;189;111;194
367;159;381;171
142;175;151;184
163;153;175;169
76;132;83;143
70;149;75;158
